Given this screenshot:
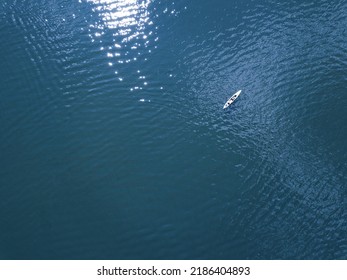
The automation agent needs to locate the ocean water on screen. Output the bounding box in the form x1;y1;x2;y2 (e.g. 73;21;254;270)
0;0;346;259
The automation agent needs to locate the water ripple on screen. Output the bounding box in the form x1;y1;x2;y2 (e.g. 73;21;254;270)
0;0;346;259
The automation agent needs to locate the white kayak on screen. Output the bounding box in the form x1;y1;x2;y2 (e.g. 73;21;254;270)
223;90;242;109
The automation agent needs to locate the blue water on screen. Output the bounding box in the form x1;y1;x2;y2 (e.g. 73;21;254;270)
0;0;346;259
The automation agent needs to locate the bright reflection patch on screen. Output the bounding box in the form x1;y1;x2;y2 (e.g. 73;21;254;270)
85;0;158;91
86;0;152;44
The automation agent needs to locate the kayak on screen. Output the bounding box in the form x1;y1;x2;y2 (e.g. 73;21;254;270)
223;90;242;109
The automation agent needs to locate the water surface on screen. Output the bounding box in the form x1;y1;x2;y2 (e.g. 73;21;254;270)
0;0;346;259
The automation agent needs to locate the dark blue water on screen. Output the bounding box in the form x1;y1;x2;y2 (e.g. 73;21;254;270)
0;0;346;259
